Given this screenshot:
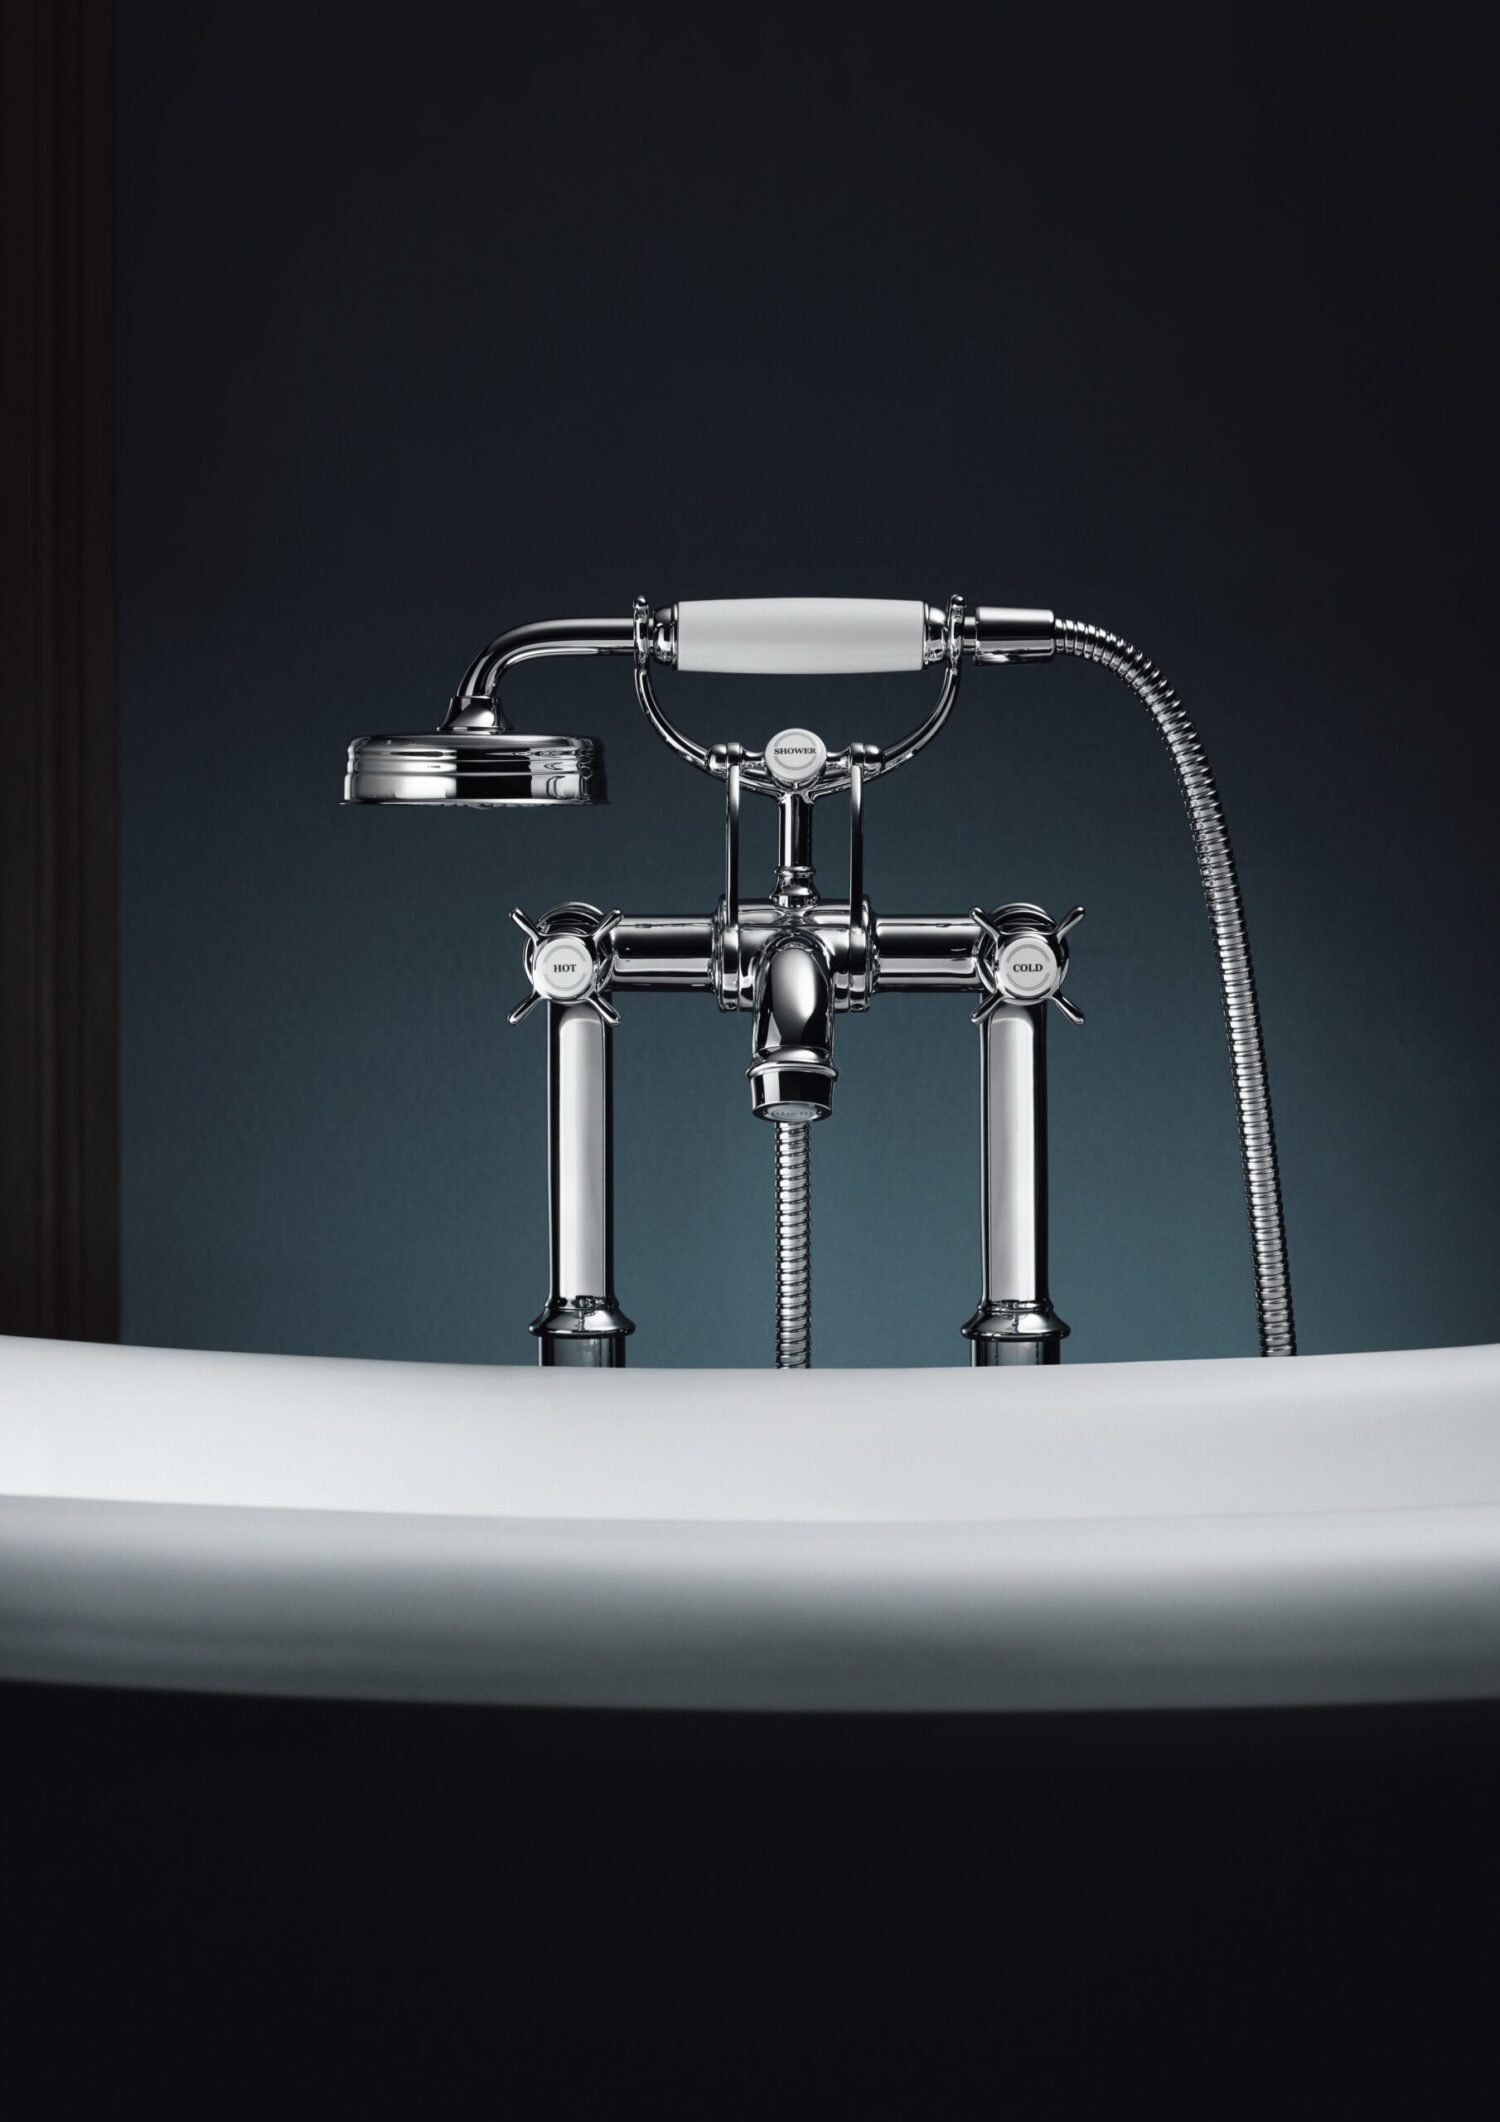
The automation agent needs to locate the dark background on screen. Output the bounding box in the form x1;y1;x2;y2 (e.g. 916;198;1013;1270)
10;1682;1498;2092
116;5;1499;1368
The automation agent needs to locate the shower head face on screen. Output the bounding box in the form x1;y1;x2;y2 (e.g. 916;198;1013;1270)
343;730;606;806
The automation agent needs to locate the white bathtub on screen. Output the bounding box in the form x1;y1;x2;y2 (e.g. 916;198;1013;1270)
3;1332;1498;1713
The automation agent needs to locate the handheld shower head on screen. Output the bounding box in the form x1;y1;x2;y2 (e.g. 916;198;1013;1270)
340;600;1057;810
343;729;606;806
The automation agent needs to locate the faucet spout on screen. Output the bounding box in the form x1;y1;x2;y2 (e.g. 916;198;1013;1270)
748;934;837;1123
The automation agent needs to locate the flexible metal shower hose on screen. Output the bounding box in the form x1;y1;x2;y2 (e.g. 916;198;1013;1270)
775;1121;812;1367
1055;620;1295;1356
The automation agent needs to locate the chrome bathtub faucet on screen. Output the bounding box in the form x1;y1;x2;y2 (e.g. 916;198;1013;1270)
345;596;1294;1368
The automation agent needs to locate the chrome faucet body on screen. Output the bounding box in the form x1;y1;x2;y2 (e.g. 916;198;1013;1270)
347;595;1295;1367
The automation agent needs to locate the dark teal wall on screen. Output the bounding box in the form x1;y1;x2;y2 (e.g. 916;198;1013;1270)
117;7;1499;1366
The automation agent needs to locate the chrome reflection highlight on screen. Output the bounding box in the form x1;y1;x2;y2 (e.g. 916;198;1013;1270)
344;731;605;807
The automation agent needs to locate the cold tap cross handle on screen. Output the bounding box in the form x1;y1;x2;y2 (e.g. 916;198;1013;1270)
673;598;928;675
970;905;1085;1029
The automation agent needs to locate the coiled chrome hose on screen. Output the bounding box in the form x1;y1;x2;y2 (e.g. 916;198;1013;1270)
775;1121;812;1368
1055;620;1295;1356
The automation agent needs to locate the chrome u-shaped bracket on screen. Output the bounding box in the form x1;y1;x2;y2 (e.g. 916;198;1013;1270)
631;593;965;792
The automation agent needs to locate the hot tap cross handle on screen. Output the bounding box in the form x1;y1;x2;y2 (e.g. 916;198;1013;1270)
509;905;622;1027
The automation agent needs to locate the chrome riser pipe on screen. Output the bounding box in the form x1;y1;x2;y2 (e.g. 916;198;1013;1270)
531;1002;633;1367
963;1002;1069;1367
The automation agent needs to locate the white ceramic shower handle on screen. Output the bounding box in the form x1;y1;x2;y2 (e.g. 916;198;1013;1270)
674;598;926;675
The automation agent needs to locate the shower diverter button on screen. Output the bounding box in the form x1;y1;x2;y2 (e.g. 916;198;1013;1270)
764;728;828;790
532;937;596;1003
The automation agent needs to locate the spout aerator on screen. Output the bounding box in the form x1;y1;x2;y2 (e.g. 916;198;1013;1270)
343;731;606;806
749;1062;837;1124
